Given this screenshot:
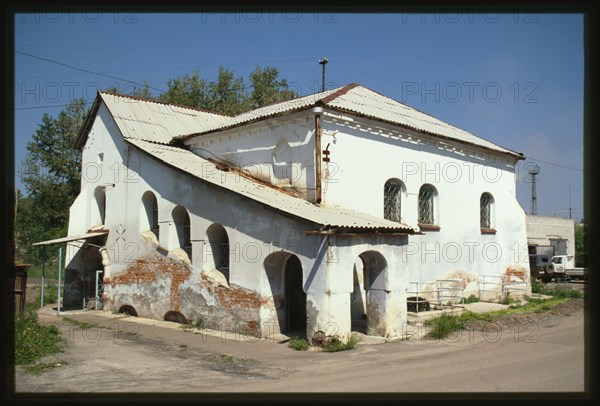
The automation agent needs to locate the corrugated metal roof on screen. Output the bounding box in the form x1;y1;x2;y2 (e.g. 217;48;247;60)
176;87;342;136
127;138;416;233
326;85;520;157
176;83;522;158
100;92;232;144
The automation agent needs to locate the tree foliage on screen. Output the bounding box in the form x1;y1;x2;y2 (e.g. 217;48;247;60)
575;222;586;256
159;66;296;115
16;98;88;262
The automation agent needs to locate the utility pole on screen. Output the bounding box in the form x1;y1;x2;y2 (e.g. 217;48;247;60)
569;184;572;219
529;164;540;215
318;58;328;92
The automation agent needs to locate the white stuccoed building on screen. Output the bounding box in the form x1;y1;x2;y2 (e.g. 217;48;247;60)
62;83;530;341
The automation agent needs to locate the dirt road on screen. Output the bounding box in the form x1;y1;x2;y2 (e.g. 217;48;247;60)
13;298;585;394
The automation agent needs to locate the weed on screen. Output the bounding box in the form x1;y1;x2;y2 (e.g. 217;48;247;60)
462;294;480;304
178;344;188;352
15;311;66;366
500;295;516;305
424;313;465;340
530;277;544;294
190;318;205;329
288;336;310;351
323;335;358;352
40;284;58;306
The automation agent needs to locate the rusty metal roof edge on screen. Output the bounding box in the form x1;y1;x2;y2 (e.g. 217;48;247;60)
126;139;416;234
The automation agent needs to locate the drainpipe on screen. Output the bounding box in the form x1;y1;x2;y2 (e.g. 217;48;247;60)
313;106;324;204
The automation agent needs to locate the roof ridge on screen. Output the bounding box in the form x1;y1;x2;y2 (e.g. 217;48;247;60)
318;83;361;104
98;91;232;118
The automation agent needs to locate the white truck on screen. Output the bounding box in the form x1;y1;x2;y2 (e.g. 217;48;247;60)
544;255;587;281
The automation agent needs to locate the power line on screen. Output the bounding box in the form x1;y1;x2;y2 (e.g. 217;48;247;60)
16;50;168;94
330;60;583;151
16;102;93;111
526;156;583;172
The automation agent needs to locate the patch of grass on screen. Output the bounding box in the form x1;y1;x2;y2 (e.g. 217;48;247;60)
180;317;205;332
500;295;516;305
288;336;310;351
24;360;68;375
462;294;480;304
541;286;583;299
62;317;100;330
530;277;545;294
424;313;466;340
24;264;59;280
204;353;235;363
15;311;66;366
425;291;580;339
323;335;359;352
178;344;188;352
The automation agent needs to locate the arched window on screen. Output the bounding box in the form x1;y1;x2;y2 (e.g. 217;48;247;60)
172;205;191;257
94;186;106;225
418;184;437;225
141;191;159;239
207;224;229;282
480;192;494;230
383;179;405;222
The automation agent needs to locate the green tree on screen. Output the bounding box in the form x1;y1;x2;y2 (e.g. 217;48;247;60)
16;67;297;262
575;222;586;256
247;66;297;109
159;66;296;114
16;98;88;262
105;80;154;99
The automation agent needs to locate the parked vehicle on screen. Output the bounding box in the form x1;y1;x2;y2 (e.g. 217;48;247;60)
544;255;587;281
529;254;552;279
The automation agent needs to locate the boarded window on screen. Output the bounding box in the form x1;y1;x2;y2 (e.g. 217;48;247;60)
418;184;436;225
383;179;404;222
480;193;493;229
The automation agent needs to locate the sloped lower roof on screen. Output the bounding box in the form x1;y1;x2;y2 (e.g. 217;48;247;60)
126;138;416;234
75;92;232;148
177;83;524;159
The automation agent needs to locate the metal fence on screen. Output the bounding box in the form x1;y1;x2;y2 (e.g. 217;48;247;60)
407;274;530;313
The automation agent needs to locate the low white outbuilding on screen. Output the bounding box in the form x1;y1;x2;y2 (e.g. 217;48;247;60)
62;83;530;341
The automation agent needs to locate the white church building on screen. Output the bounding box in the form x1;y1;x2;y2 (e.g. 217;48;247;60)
62;83;530;341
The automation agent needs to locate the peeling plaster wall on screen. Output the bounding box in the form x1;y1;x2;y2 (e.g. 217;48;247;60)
185;112;317;201
68;102;336;338
320;114;531;300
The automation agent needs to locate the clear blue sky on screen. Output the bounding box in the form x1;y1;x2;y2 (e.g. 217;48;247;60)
14;12;584;220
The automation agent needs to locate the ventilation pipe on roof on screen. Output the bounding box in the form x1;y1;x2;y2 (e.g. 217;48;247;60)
313;106;324;204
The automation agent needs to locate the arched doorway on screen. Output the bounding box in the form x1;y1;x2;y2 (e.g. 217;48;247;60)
284;255;306;335
352;251;388;336
264;253;306;337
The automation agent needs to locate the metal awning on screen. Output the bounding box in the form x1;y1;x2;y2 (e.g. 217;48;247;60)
32;231;108;246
